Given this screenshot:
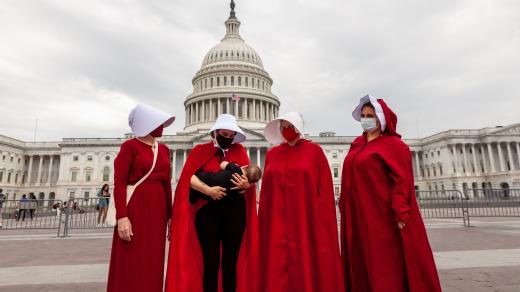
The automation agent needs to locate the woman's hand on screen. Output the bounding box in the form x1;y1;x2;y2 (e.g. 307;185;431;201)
206;186;226;200
397;221;406;230
230;173;250;191
118;217;133;242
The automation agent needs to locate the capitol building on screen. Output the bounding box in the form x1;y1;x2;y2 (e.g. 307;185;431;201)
1;2;519;203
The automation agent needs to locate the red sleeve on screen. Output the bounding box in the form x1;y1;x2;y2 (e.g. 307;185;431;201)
263;149;271;171
163;145;173;219
113;141;134;220
385;139;413;223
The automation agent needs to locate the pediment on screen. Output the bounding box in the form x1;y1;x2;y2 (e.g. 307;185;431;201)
492;124;520;136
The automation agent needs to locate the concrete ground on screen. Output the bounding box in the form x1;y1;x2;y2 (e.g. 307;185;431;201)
1;218;520;291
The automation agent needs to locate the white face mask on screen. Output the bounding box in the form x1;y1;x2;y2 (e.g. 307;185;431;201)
360;117;378;132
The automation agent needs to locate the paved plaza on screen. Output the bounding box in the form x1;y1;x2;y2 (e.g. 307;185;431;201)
1;218;520;291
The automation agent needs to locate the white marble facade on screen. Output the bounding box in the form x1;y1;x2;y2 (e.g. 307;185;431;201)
1;3;519;203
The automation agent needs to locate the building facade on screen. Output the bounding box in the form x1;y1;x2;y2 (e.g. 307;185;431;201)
1;2;519;203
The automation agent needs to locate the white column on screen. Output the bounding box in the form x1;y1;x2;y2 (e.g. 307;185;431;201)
36;155;44;185
188;104;191;124
260;101;264;121
47;156;54;186
195;102;200;122
258;101;261;121
263;102;267;121
188;104;192;124
183;150;187;165
497;142;505;172
506;142;514;171
414;151;422;179
27;155;34;185
452;145;460;175
235;99;239;118
257;148;261;168
171;150;177;182
480;145;488;173
461;145;469;175
516;142;520;170
209;99;214;121
191;103;195;123
57;154;67;183
487;143;496;172
217;98;222;115
226;98;230;115
252;100;256;120
471;144;479;175
242;98;247;119
201;100;206;122
185;108;188;126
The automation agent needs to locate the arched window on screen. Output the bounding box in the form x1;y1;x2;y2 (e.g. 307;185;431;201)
224;76;227;86
204;79;207;89
210;78;214;88
245;77;248;87
85;171;92;182
103;167;110;182
217;77;220;86
238;76;242;86
48;192;56;206
231;76;235;86
70;168;79;182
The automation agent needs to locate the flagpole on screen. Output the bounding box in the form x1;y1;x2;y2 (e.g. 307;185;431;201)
34;118;38;142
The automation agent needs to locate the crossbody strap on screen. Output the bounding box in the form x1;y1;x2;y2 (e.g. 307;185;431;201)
132;140;159;190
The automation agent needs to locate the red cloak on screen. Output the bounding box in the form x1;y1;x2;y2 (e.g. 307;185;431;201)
107;139;172;292
340;99;442;292
165;142;258;292
258;139;345;292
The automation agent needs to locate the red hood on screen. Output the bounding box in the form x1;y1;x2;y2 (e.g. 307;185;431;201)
377;99;401;138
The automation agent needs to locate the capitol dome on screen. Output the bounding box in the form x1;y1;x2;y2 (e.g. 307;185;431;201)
201;39;264;69
183;0;280;134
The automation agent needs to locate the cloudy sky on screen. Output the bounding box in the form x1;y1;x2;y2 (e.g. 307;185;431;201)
1;0;519;141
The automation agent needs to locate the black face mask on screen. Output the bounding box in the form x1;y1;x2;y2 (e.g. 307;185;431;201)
216;134;234;149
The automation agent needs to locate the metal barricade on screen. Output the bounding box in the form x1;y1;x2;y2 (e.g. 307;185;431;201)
62;197;112;236
463;189;520;217
416;190;470;226
0;199;64;236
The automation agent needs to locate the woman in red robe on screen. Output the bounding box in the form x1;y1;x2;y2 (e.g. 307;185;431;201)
258;112;345;292
107;103;175;292
340;95;442;292
165;114;258;292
